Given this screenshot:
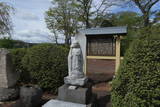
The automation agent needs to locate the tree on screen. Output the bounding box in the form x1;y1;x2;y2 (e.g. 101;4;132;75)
125;0;160;26
0;2;13;36
45;0;80;45
45;16;59;44
77;0;92;28
77;0;118;28
153;11;160;23
46;0;119;45
114;11;142;28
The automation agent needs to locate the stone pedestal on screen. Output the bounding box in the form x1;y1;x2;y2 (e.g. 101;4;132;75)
20;85;43;107
43;82;96;107
64;77;88;86
43;100;92;107
58;84;92;104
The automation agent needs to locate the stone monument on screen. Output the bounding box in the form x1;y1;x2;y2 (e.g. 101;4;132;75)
0;48;19;102
43;39;95;107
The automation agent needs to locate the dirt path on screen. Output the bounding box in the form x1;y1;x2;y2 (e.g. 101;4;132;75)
87;59;115;107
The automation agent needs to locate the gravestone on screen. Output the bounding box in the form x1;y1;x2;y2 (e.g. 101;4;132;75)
43;39;95;107
0;48;19;102
0;49;17;88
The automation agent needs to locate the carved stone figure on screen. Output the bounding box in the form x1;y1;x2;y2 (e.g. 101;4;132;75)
64;39;87;86
68;39;84;78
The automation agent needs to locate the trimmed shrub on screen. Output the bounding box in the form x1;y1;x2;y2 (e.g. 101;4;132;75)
112;37;160;107
22;44;69;93
10;48;29;83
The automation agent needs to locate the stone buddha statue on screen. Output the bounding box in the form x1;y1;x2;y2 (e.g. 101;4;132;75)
64;39;87;86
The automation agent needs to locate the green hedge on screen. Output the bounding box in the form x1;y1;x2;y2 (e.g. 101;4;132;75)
10;48;29;83
22;44;69;93
112;37;160;107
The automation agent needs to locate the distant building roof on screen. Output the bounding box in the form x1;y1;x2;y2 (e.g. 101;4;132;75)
79;26;127;36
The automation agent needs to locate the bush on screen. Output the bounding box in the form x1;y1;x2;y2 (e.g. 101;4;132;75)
112;37;160;107
0;38;14;49
22;44;69;93
10;48;29;83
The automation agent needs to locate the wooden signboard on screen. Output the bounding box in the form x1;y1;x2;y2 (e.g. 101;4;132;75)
87;36;115;56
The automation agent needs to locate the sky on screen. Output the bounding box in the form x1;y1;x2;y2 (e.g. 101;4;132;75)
1;0;54;43
0;0;160;43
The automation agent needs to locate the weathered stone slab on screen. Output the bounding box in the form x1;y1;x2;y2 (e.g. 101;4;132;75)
20;85;43;107
58;84;92;104
0;87;19;102
43;100;92;107
0;48;18;88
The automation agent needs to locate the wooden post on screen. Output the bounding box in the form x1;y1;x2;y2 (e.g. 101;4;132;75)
85;57;87;75
115;36;121;73
85;40;87;75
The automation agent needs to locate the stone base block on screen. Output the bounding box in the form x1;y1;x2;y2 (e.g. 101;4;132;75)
0;87;19;102
58;84;92;104
64;76;88;86
43;100;92;107
20;85;43;107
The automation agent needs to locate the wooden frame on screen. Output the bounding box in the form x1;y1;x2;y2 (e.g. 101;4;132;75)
76;27;127;75
87;56;123;60
86;35;122;73
115;36;121;73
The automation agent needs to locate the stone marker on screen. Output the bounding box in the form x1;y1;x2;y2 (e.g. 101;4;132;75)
0;48;18;88
58;84;92;104
0;48;19;102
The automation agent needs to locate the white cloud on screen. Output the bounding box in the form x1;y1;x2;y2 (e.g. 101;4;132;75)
12;29;65;43
15;9;39;21
20;12;39;20
12;29;52;43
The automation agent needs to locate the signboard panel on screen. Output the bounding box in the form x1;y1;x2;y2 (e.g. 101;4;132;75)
87;36;115;56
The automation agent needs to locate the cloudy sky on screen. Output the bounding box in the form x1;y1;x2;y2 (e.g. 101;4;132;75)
1;0;53;43
1;0;160;43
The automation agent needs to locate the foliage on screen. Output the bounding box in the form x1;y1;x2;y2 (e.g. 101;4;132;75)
111;11;142;28
110;11;143;55
0;2;13;35
22;44;69;93
45;0;119;44
0;38;14;49
45;0;80;45
0;38;35;49
123;0;160;26
112;36;160;107
10;48;29;83
150;24;160;39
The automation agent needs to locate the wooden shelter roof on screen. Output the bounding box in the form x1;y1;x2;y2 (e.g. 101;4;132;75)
79;26;127;36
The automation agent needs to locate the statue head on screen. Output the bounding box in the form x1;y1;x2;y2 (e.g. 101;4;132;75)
71;39;80;48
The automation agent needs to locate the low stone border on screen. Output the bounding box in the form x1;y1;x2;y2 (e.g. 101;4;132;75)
0;87;19;102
